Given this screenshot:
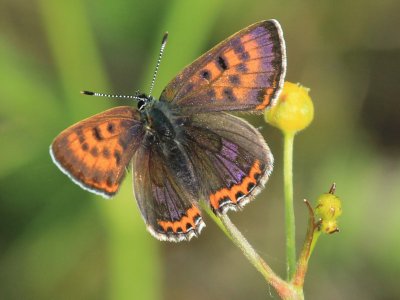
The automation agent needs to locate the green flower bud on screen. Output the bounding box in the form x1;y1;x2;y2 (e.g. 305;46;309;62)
315;192;342;234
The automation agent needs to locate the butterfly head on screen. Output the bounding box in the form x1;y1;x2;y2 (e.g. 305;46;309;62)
134;92;156;112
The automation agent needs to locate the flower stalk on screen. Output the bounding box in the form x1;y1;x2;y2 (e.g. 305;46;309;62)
207;82;341;299
293;199;320;287
211;210;304;300
284;131;296;280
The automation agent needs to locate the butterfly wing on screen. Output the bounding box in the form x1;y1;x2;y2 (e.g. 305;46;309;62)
50;106;144;197
181;112;273;214
133;141;205;242
160;20;286;113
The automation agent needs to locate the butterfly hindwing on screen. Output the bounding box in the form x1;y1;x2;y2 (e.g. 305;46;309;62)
160;20;286;113
50;106;144;197
133;139;205;242
182;112;273;213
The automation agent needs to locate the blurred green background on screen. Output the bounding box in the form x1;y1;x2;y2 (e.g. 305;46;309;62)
1;0;400;299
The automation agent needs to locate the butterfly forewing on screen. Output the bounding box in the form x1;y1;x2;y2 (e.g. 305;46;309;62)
50;106;144;197
182;112;273;213
160;20;286;113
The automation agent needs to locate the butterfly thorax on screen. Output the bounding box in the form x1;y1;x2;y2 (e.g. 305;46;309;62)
142;100;186;146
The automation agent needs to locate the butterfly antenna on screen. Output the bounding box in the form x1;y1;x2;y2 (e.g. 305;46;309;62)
148;32;168;97
81;90;144;101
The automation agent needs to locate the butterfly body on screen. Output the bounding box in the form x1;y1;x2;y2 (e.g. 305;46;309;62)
50;20;286;242
143;100;185;143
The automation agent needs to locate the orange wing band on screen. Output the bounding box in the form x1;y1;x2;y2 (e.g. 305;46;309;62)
210;160;262;211
157;205;201;234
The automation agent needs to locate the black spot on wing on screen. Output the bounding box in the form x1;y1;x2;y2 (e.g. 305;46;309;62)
76;128;85;143
114;150;121;166
235;191;245;200
200;70;211;80
257;89;267;103
92;127;103;141
217;56;228;71
81;143;89;151
103;147;110;158
185;223;193;231
185;83;194;93
107;122;115;134
232;40;245;54
106;172;115;187
247;182;255;192
106;177;113;187
239;51;250;61
235;63;248;73
90;146;99;157
229;75;240;85
194;214;202;224
223;88;236;102
207;89;216;99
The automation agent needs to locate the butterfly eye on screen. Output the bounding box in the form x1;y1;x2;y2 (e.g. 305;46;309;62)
137;99;146;111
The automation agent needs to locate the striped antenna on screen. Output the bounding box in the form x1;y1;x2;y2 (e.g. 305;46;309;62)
148;32;169;97
81;90;145;101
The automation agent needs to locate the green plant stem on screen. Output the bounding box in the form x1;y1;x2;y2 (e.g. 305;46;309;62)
218;215;280;285
284;132;296;280
293;200;320;287
214;213;303;300
201;204;232;241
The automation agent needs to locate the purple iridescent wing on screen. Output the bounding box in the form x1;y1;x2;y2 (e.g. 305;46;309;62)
159;20;286;113
181;112;273;214
132;141;205;242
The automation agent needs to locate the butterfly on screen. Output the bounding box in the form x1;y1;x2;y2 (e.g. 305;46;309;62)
50;20;287;242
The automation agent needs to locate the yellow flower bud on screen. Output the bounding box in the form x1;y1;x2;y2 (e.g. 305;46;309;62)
315;193;342;234
264;81;314;134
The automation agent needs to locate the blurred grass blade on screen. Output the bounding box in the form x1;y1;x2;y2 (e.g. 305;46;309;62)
38;0;109;120
143;0;227;97
0;40;61;177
